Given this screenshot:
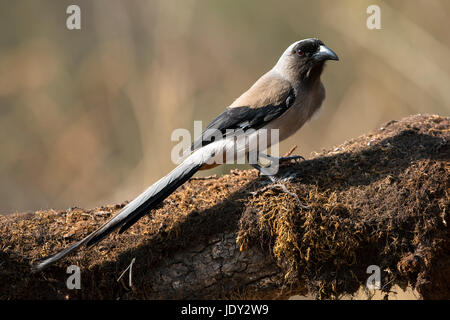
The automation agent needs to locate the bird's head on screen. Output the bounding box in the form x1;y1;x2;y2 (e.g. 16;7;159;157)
274;38;339;82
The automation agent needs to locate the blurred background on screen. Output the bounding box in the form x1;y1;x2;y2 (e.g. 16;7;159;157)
0;0;449;213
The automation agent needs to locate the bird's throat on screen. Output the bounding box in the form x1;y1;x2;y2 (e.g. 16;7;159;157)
305;62;325;83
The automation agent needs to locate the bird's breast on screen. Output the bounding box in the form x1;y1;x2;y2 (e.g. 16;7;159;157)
264;81;325;144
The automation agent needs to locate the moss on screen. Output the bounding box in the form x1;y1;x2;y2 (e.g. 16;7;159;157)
237;114;449;299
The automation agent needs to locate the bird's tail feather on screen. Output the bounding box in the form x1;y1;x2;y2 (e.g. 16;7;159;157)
32;159;204;272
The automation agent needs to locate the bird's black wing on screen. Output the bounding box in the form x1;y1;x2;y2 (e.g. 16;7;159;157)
191;88;295;151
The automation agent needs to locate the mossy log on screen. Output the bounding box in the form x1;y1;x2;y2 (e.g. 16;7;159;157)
0;114;448;299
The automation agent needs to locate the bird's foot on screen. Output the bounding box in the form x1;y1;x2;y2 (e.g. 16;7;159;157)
250;153;303;180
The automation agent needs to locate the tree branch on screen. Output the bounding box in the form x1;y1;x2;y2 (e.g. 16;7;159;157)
0;114;448;299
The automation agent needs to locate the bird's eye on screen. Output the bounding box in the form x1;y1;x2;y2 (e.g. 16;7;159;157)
297;49;305;57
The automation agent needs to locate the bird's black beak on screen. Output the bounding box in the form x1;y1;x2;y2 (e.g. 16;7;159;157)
312;45;339;62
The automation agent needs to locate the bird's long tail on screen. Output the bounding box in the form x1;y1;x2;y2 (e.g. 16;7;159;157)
32;155;206;272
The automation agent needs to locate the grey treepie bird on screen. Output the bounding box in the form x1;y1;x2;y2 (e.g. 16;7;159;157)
33;38;338;271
